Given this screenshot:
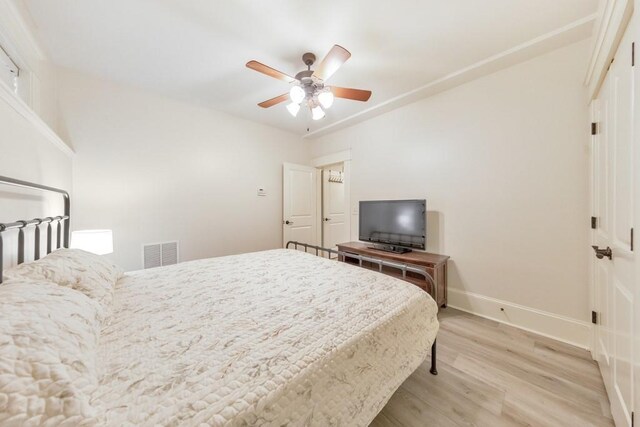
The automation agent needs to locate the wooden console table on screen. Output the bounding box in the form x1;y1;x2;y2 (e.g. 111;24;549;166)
336;241;449;307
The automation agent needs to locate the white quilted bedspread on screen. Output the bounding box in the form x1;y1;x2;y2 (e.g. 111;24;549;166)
93;249;439;426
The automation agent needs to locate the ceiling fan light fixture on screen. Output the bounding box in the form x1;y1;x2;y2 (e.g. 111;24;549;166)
312;105;325;121
247;45;372;121
286;102;300;117
318;90;334;109
289;85;305;104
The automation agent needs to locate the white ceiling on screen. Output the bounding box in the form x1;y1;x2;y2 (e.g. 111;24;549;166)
22;0;598;137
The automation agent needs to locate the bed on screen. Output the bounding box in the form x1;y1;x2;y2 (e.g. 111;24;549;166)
0;176;439;426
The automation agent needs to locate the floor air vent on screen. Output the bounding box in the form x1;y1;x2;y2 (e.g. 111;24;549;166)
143;241;178;269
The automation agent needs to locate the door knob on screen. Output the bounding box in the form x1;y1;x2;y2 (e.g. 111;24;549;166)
323;218;331;222
285;220;294;225
591;245;612;260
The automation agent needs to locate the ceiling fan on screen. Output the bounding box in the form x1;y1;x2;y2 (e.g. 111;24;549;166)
246;45;372;120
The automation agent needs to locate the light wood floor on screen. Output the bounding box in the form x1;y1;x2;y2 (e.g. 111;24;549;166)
372;308;613;427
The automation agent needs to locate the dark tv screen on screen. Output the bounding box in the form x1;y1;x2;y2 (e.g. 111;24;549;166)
359;200;426;249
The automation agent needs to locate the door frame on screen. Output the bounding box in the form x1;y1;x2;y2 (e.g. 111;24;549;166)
584;0;633;99
311;150;352;246
589;99;597;359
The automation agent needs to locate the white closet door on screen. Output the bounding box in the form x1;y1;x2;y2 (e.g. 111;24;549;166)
592;16;636;427
634;8;640;424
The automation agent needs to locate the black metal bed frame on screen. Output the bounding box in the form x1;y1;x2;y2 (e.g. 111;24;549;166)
0;175;437;374
286;240;438;375
0;175;70;283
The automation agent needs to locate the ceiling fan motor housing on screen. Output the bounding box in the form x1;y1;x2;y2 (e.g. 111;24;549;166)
295;69;314;81
296;53;324;100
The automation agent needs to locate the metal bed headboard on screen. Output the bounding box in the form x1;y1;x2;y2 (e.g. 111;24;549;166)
285;240;439;375
0;175;70;283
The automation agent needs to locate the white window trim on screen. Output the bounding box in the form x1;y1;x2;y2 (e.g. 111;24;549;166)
0;1;74;157
0;77;73;157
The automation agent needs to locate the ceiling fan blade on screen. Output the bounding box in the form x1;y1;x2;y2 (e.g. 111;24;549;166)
313;45;351;81
258;93;290;108
331;86;372;102
246;60;297;83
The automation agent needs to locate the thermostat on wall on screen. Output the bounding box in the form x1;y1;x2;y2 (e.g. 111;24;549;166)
257;188;267;196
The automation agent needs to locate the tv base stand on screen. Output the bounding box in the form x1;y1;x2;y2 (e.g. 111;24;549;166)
368;244;412;254
337;241;449;307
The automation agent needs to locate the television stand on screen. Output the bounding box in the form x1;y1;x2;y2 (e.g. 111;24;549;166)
337;241;449;307
368;244;412;254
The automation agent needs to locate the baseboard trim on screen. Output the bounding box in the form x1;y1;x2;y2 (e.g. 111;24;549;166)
446;288;592;350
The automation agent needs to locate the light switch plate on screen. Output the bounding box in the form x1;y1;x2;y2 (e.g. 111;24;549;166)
257;188;267;196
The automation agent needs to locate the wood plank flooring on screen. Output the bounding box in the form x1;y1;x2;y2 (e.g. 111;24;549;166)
372;308;613;427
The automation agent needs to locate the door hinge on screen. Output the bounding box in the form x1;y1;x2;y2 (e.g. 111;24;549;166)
631;228;634;251
591;310;598;324
591;216;597;229
591;122;598;135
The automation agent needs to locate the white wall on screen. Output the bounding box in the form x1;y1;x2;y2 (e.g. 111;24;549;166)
309;40;592;345
57;69;308;271
0;86;72;248
0;1;73;268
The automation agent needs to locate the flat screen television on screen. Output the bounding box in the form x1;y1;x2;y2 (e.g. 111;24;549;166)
359;199;426;253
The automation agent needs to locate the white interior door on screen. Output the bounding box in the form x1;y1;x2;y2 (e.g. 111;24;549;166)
592;79;611;388
283;163;317;250
592;20;635;427
635;9;640;426
322;169;348;255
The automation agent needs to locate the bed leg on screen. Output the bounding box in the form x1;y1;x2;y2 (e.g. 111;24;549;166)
430;339;438;375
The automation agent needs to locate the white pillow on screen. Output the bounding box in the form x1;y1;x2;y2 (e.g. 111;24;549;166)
0;280;102;426
5;248;123;311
